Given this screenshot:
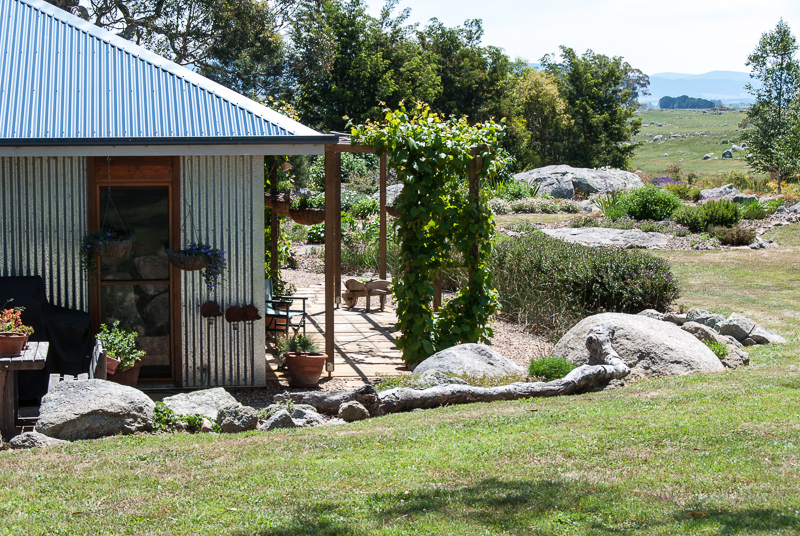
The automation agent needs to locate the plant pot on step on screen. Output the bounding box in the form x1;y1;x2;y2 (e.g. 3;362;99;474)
109;359;143;387
284;352;327;387
0;333;27;357
106;355;121;375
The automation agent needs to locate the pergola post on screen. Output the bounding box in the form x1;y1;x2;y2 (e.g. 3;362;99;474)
379;154;388;309
468;146;484;280
324;147;337;373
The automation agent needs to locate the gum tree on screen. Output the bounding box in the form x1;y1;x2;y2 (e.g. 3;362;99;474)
741;19;800;194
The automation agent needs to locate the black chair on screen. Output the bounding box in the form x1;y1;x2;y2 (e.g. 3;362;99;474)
0;276;94;401
264;277;308;338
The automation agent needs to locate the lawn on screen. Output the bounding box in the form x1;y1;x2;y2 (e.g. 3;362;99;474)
2;226;800;535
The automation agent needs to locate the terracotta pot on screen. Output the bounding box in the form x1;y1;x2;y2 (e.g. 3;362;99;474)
106;355;121;375
284;352;327;387
0;332;27;357
109;359;143;387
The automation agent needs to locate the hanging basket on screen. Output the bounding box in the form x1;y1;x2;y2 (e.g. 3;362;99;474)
166;251;211;271
98;239;134;258
386;206;401;218
265;195;291;217
289;208;326;226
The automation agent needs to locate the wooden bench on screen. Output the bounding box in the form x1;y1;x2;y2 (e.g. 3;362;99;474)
342;279;393;312
46;341;106;393
0;341;48;439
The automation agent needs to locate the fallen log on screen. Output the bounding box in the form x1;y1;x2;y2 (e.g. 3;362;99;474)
274;323;629;416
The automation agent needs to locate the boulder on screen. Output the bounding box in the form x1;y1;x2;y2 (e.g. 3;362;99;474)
10;431;68;449
541;227;669;249
413;343;524;378
699;183;740;200
750;326;786;345
216;404;258;433
35;379;154;440
721;346;750;369
653;135;663;142
718;313;757;342
686;309;725;331
199;418;213;433
338;401;370;422
415;370;470;388
552;313;725;381
681;321;718;343
291;405;325;427
637;309;665;321
162;388;239;420
733;193;759;204
722;150;733;159
513;165;643;200
703;154;712;160
259;409;297;431
663;312;687;326
371;183;403;206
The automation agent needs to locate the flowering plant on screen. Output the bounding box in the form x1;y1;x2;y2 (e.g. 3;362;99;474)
166;242;227;291
96;321;145;372
80;226;135;274
0;307;34;336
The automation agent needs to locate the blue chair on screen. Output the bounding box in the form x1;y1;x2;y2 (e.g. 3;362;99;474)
265;278;308;338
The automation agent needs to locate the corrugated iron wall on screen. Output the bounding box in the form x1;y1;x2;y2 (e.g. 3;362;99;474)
0;156;88;310
180;155;266;387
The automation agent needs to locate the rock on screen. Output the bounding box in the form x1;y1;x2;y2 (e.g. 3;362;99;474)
742;338;757;346
721;346;750;369
162;388;239;420
513;165;643;200
552;313;725;381
718;313;757;342
291;406;325;427
703;154;712;160
722;150;733;159
749;326;786;345
700;183;740;200
371;183;403;206
415;370;470;388
338;401;370;422
323;418;347;426
35;379;154;441
717;334;743;348
731;144;743;152
9;431;68;449
133;255;169;280
653;135;663;142
686;309;725;331
662;153;669;157
541;227;669;249
637;309;665;321
199;418;213;433
412;343;524;378
259;409;296;431
681;321;718;343
216;404;258;433
663;312;687;326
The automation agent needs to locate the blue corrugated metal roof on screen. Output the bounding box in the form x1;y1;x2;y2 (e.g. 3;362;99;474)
0;0;332;145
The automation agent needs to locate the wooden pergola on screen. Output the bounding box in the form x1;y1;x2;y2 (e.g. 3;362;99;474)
267;137;485;375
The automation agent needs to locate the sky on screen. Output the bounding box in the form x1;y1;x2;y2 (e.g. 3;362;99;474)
365;0;800;76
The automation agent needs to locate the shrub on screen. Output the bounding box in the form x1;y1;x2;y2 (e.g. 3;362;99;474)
594;190;628;221
495;180;539;201
665;182;701;201
307;223;325;244
509;197;579;214
351;197;379;219
686;172;699;185
488;197;512;215
341;190;373;213
763;198;785;215
702;199;741;227
711;226;756;246
672;205;706;232
665;162;683;180
740;200;767;220
153;402;205;433
622;185;682;221
704;339;728;360
529;356;576;381
308;153;378;192
489;231;680;338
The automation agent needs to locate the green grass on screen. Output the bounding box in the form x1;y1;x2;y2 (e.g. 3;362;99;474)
3;225;800;535
631;109;756;178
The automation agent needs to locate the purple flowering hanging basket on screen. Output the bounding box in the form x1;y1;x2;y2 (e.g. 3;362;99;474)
166;252;211;271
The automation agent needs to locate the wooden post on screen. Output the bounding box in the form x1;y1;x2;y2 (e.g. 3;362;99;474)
267;158;279;277
379;154;388;310
434;272;442;311
468;146;484;280
324;148;336;372
334;152;342;308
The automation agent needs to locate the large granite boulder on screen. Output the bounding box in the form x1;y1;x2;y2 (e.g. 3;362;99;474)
216;404;258;433
413;343;524;377
514;165;644;199
541;227;669;249
700;183;740;200
552;313;725;381
162;388;239;420
35;380;154;440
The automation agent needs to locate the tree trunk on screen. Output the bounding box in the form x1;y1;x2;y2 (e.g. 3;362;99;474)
274;324;629;416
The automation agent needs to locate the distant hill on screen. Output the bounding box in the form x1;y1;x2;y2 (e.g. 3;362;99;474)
643;71;756;107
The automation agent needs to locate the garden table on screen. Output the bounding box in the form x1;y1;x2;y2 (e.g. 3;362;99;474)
0;341;48;439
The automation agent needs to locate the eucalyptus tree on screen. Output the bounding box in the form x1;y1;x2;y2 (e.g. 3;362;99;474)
741;19;800;193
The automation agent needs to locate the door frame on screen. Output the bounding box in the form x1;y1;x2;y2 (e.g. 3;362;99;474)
87;156;182;386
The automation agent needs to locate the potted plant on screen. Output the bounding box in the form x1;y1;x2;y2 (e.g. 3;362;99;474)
274;334;327;387
96;321;146;387
165;242;227;291
289;193;325;226
0;307;34;357
80;226;136;275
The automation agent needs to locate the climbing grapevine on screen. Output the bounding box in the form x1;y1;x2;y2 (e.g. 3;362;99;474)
351;103;503;365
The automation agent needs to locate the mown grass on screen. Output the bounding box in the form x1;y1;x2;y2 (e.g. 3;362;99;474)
631;109;753;177
2;227;800;536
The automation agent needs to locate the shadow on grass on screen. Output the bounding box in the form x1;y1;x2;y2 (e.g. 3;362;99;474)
235;477;800;535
